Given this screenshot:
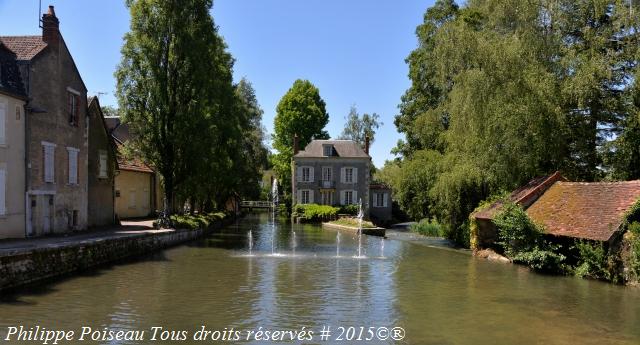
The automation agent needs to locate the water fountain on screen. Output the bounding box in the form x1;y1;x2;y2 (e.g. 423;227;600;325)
355;198;365;258
336;231;341;257
291;231;297;257
248;230;253;256
380;237;384;258
271;179;279;256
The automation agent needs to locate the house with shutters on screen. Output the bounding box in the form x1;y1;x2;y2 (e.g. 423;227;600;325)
0;42;28;239
291;138;392;222
1;6;89;236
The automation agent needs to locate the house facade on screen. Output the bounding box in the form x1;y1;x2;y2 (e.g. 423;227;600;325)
292;138;392;222
1;6;89;236
87;97;116;227
0;43;28;239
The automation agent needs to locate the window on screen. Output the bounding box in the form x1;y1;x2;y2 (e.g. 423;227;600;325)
322;167;332;181
67;147;79;185
321;190;334;205
0;101;5;145
98;151;108;178
298;166;314;182
342;167;357;183
115;190;121;197
301;190;310;204
67;90;80;126
129;190;137;208
374;192;387;208
344;190;354;205
0;167;6;216
42;142;56;183
323;145;333;157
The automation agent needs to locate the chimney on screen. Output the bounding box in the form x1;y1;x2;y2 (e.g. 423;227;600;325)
42;5;60;46
364;135;370;155
293;134;300;155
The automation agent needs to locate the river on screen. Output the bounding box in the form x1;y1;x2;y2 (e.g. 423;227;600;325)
1;213;639;344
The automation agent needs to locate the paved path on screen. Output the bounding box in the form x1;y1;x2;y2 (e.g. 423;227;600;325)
0;219;175;255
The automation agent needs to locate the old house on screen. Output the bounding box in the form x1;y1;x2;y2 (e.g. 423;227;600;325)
87;97;116;227
0;43;28;239
473;172;640;249
291;137;392;222
1;6;89;236
106;116;161;220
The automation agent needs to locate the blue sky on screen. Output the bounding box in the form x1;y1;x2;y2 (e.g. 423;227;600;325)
0;0;434;167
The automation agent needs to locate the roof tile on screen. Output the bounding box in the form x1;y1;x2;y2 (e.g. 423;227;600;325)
0;36;47;60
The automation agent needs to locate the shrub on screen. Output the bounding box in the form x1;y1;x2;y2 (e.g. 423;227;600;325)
338;204;359;215
574;240;610;280
512;246;566;273
169;212;227;230
411;219;444;237
628;221;640;236
493;202;541;257
294;204;339;222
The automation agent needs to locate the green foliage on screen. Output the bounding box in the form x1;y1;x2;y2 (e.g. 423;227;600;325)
512;248;567;274
629;234;640;281
330;218;376;229
338;204;359;215
293;204;339;222
494;203;541;257
272;80;329;193
629;222;640;236
169;212;227;230
338;105;382;146
574;240;610;280
410;219;444;237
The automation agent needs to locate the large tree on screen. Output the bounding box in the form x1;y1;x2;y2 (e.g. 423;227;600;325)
272;79;329;194
338;105;382;147
115;0;234;214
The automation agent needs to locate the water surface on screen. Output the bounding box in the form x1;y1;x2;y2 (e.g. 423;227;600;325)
1;213;639;344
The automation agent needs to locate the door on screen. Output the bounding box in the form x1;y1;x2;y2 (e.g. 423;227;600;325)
42;196;52;234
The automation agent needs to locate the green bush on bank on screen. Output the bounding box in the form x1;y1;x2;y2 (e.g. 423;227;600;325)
338;204;359;215
411;219;445;237
573;240;610;280
293;204;339;222
170;212;227;230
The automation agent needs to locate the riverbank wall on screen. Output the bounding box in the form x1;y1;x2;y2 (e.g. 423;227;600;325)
322;222;386;237
0;216;235;293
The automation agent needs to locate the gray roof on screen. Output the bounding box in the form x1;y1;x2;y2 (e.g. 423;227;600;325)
294;140;369;158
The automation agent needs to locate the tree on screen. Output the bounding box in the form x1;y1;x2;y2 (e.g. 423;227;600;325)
115;0;233;214
272;79;329;193
101;105;119;118
338;105;382;147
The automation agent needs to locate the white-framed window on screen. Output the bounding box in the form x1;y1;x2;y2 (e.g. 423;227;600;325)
323;145;333;157
297;166;314;182
0;166;6;216
67;147;79;185
299;189;313;204
374;192;388;208
98;150;108;178
342;167;357;184
42;142;56;183
67;87;81;126
322;166;332;181
341;190;357;205
0;101;6;145
129;189;137;208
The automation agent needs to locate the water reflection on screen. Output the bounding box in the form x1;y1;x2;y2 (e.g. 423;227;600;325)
0;213;638;345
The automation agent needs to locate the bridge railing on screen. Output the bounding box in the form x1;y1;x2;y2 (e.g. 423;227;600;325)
240;200;273;208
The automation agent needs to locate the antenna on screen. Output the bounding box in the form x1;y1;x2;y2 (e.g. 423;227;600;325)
96;92;109;98
38;0;43;28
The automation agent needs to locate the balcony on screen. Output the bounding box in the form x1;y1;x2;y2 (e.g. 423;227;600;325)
318;180;335;189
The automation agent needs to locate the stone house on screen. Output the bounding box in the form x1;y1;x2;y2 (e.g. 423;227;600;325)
473;172;640;249
106;117;161;219
291;137;392;222
0;43;28;239
87;97;117;228
1;6;89;236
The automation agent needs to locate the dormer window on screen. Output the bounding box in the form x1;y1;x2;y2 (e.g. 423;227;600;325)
323;144;333;157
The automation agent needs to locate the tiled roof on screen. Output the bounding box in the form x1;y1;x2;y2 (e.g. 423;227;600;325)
475;172;566;220
294;140;369;158
526;181;640;241
0;36;47;60
115;141;154;174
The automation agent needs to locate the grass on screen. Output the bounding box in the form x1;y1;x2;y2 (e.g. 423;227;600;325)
329;217;376;228
410;219;445;237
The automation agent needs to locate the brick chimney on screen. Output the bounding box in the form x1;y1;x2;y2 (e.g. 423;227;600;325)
42;5;60;46
364;135;370;155
293;134;300;155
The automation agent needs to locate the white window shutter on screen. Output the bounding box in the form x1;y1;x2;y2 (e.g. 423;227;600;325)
99;152;107;178
309;167;314;182
296;167;302;182
353;168;358;183
0;168;6;215
44;145;55;183
129;190;136;208
297;189;302;203
0;103;6;145
309;190;314;204
68;150;78;184
383;193;388;207
353;191;358;205
340;167;346;183
340;190;345;205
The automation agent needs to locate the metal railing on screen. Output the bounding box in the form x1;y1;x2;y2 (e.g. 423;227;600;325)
240;200;273;208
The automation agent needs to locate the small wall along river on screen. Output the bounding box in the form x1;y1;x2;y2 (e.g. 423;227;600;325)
1;213;640;344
